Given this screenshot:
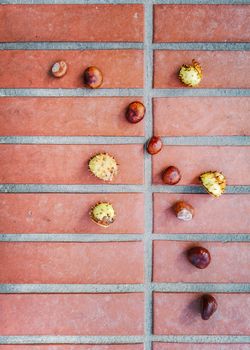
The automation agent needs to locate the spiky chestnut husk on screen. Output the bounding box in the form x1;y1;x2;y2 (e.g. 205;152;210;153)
88;153;118;182
179;59;202;87
200;171;226;198
90;202;115;227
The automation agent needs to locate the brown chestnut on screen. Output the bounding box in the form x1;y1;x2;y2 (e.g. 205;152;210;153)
83;66;103;88
162;166;181;185
146;136;163;155
51;61;67;78
187;246;211;269
126;101;145;124
174;201;194;221
200;294;217;320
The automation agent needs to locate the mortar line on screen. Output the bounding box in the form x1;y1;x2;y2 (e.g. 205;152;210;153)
152;335;250;343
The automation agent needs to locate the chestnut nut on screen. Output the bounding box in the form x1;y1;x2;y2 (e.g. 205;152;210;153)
200;294;218;320
162;166;181;185
51;61;67;78
174;201;194;221
146;136;163;155
83;66;103;89
187;246;211;269
126;101;145;124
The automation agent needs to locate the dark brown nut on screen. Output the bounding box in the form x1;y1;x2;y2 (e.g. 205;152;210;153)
51;61;67;78
126;101;145;124
83;66;103;89
187;246;211;269
174;201;194;221
200;294;218;320
162;166;181;185
146;136;163;155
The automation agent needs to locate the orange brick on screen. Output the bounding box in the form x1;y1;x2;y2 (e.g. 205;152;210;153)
154;5;250;42
153;344;250;350
153;97;250;137
0;293;144;335
0;97;144;136
154;51;250;88
153;241;250;283
0;51;143;88
152;146;250;185
154;193;249;234
0;193;144;234
0;144;144;184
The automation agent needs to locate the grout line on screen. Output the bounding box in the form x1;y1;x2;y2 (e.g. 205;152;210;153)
153;42;250;50
153;0;250;3
152;185;250;193
152;335;250;343
152;89;250;97
153;234;250;242
162;136;250;146
152;283;250;293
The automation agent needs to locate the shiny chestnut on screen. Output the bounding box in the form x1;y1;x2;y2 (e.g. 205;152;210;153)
83;66;103;88
162;166;181;185
200;294;217;320
146;136;163;155
187;246;211;269
51;61;67;78
126;101;145;124
174;201;194;221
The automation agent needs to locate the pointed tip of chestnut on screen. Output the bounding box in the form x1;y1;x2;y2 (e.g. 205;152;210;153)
200;294;217;320
126;101;145;124
146;136;163;155
83;66;103;89
187;246;211;269
162;166;181;185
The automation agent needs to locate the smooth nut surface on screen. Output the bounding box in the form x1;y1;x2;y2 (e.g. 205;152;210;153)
146;136;163;155
51;61;67;78
126;101;145;124
200;294;218;320
162;166;181;185
187;246;211;269
83;66;103;88
174;201;194;221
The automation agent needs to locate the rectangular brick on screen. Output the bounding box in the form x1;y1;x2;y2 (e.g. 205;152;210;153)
153;241;250;283
0;193;144;234
0;242;143;284
0;144;144;184
0;5;144;42
0;97;144;136
0;293;144;335
154;51;250;88
153;97;250;137
154;5;250;42
154;293;250;335
153;193;249;234
0;50;143;88
152;146;250;185
153;343;250;350
0;347;144;350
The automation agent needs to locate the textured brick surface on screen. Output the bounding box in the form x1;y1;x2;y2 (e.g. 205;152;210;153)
0;347;144;350
154;194;250;234
154;51;250;88
0;193;144;234
0;293;144;335
153;241;250;283
0;97;144;136
0;5;144;42
0;51;143;88
153;97;250;137
153;344;250;350
154;293;250;335
0;144;144;184
152;146;250;185
154;5;250;42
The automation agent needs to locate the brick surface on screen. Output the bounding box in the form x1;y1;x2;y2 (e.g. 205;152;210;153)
0;193;144;234
0;347;144;350
153;344;250;350
153;194;250;234
0;293;144;335
152;146;250;185
154;293;250;335
0;51;143;88
0;97;144;136
153;97;250;137
153;241;250;283
154;5;250;42
0;5;144;42
0;144;144;184
154;51;250;88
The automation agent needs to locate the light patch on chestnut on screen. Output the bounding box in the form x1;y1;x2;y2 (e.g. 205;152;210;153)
174;201;194;221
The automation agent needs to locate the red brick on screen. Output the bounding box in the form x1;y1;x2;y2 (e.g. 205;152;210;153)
0;293;144;335
153;241;250;283
0;242;143;284
152;146;250;185
0;97;144;137
0;5;144;42
153;343;250;350
0;193;144;234
154;5;250;42
0;347;144;350
153;193;249;234
0;144;144;184
0;51;143;88
154;293;250;335
154;51;250;88
153;97;250;137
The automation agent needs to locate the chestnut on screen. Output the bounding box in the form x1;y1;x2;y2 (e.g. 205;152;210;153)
146;136;163;155
162;166;181;185
187;246;211;269
51;61;67;78
174;201;194;221
200;294;217;320
126;101;145;123
83;66;103;88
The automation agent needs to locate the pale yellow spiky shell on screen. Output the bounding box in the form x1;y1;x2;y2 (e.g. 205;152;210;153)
88;153;118;181
179;59;202;87
90;202;115;227
200;171;226;198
